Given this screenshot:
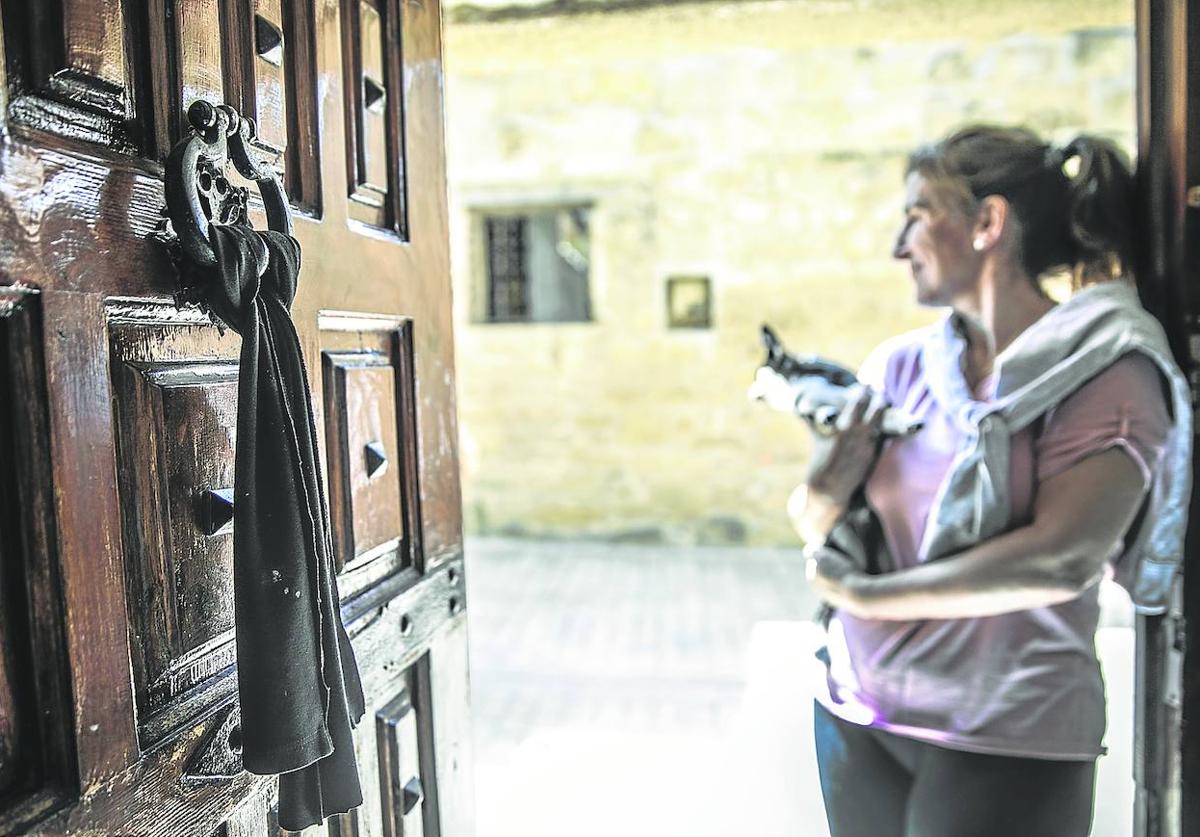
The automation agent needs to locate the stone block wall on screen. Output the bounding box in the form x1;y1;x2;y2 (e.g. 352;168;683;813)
444;0;1135;546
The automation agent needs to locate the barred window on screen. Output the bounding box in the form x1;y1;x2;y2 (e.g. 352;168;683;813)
480;207;592;323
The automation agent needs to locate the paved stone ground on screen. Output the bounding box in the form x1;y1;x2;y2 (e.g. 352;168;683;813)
463;536;1136;837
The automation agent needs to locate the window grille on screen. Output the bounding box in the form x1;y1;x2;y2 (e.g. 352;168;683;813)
485;217;529;321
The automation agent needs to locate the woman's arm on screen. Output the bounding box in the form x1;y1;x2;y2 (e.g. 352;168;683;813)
810;446;1149;620
788;483;849;545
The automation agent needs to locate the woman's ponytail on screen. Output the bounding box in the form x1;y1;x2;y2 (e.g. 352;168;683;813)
908;125;1138;287
1061;135;1137;285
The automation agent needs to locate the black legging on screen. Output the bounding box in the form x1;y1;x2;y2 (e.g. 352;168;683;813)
813;701;1097;837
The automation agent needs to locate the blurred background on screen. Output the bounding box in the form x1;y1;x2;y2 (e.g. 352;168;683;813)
441;0;1138;834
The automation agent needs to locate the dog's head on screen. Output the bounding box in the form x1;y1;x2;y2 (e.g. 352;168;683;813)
758;324;923;437
760;324;858;387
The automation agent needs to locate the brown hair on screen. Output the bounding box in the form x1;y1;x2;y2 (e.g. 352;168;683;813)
906;125;1137;287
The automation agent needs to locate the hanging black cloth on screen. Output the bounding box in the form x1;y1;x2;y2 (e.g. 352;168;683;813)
192;223;366;830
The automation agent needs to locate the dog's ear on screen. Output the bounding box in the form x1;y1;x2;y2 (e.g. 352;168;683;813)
761;324;786;365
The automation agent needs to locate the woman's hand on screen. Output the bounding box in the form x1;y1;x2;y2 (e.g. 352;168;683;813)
806;545;870;617
804;385;888;506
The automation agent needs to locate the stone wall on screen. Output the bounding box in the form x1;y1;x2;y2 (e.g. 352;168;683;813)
444;0;1136;546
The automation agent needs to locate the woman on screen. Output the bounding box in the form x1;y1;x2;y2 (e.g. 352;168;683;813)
755;126;1191;836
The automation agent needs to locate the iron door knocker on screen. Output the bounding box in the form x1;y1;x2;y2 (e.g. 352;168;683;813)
156;100;293;285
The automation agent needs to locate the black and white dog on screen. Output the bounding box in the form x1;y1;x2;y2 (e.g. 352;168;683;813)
752;324;922;623
757;323;922;437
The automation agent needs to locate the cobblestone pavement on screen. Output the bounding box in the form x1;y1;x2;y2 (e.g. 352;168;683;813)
463;536;1136;837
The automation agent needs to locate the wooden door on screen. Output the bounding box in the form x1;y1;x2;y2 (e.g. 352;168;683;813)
0;1;473;835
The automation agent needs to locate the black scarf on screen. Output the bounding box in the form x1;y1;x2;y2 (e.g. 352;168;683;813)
195;223;366;830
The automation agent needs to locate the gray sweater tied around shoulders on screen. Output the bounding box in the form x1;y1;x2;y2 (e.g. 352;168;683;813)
831;279;1192;616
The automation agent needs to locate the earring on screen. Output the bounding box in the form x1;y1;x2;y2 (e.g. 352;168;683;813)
973;237;985;251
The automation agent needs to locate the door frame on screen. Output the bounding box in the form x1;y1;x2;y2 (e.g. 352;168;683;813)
1134;2;1200;835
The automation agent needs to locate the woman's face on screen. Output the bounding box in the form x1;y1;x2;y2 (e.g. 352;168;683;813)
892;171;980;307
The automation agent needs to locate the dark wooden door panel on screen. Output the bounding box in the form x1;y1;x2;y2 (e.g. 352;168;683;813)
336;566;467;837
340;0;408;233
0;288;74;835
246;0;288;158
326;352;406;566
219;0;322;210
321;312;425;594
109;302;243;745
42;291;140;784
0;0;134;147
149;0;228;155
53;1;133;112
0;0;470;832
0;296;40;799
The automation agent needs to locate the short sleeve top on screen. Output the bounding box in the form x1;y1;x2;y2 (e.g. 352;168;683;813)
814;328;1172;759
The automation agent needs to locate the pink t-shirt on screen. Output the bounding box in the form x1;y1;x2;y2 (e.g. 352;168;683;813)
814;328;1172;760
